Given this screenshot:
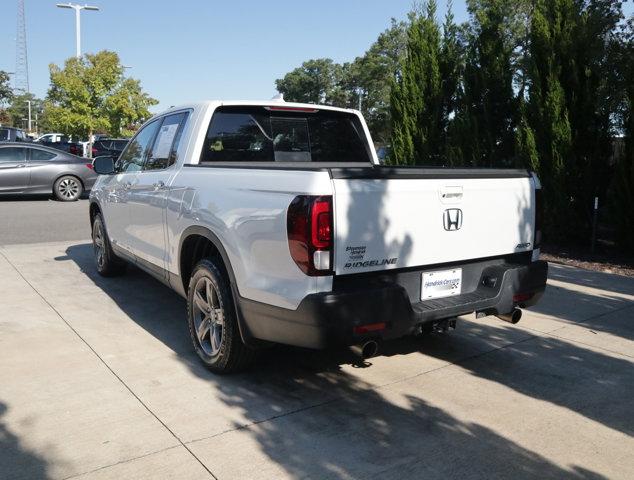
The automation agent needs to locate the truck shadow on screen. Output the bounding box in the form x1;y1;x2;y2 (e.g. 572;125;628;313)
60;243;634;462
0;402;52;480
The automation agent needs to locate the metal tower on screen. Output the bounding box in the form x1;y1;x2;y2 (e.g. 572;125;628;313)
15;0;30;94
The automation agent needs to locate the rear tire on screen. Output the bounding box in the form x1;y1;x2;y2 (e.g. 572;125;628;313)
92;213;127;277
54;175;83;201
187;258;255;373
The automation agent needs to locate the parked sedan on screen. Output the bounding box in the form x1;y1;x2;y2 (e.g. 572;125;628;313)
0;143;97;201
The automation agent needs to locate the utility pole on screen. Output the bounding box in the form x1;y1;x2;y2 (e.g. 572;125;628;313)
27;99;32;132
55;3;100;58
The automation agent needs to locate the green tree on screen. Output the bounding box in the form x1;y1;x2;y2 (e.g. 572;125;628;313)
348;20;407;143
525;0;574;242
0;71;13;124
455;0;526;167
390;1;443;165
275;58;349;106
610;17;634;252
44;50;157;140
525;0;624;243
5;93;44;131
0;71;12;106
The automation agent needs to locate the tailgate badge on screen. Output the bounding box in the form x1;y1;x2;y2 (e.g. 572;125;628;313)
443;209;463;231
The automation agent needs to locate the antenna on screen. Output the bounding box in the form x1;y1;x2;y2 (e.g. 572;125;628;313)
15;0;30;94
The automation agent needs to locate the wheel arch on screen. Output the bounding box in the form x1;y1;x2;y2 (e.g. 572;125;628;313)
178;226;262;347
89;201;102;226
178;226;237;295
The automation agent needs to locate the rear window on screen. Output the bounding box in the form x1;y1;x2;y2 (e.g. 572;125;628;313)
0;129;10;141
200;106;371;163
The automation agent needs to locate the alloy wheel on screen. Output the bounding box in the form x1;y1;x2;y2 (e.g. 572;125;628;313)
93;222;105;269
192;276;225;357
58;178;80;199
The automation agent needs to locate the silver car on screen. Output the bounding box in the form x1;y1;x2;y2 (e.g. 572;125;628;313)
0;142;98;201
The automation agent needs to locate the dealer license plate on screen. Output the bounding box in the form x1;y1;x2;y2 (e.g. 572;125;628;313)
421;269;462;300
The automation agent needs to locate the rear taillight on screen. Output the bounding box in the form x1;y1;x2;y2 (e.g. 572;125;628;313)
85;163;94;170
92;147;97;156
534;188;543;248
287;195;333;276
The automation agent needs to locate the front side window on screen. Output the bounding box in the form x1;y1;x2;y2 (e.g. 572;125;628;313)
0;147;27;162
200;106;371;163
30;149;57;161
116;120;161;173
145;112;188;170
0;129;11;141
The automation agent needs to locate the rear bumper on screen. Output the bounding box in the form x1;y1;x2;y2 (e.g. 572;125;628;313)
237;260;548;349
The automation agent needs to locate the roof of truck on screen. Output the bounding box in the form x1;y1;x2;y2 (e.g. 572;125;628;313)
160;100;358;116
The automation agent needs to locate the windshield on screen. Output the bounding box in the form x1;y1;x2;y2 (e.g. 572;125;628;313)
200;106;372;163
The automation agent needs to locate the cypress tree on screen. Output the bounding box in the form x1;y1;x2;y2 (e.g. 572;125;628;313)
611;17;634;251
525;0;574;242
390;1;442;165
458;0;520;167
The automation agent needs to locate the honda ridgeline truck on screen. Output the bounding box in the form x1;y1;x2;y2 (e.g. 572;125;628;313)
90;100;548;373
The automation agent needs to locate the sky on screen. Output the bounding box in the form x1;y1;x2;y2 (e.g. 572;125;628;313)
1;0;632;113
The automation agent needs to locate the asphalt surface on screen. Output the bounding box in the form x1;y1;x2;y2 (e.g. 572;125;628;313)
0;197;90;245
1;199;633;479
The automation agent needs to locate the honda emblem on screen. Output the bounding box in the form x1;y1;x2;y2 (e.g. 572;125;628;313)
443;209;463;231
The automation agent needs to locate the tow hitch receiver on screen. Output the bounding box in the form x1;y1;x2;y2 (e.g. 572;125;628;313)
418;318;458;335
433;318;457;333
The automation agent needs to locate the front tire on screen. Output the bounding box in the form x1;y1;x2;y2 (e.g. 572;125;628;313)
92;213;127;277
54;175;83;201
187;258;254;373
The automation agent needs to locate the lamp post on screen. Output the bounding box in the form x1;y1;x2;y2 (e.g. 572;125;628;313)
55;3;100;58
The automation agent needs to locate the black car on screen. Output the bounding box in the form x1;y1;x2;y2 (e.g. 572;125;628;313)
39;140;86;156
0;126;30;142
93;138;129;158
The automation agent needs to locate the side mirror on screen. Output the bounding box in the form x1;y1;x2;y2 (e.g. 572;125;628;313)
93;156;115;175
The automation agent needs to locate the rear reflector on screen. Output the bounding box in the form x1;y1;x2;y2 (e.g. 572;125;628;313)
513;293;534;303
353;323;387;335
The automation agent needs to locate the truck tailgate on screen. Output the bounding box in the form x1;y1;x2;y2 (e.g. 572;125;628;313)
332;169;535;275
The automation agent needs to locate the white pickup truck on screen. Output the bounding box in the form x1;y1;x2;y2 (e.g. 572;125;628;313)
90;100;548;373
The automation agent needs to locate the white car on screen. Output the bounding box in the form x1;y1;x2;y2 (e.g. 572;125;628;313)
89;100;548;373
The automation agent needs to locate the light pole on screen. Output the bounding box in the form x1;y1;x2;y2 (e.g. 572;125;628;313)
55;3;100;58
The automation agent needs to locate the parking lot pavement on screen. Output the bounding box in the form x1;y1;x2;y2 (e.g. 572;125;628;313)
0;198;90;245
0;238;633;479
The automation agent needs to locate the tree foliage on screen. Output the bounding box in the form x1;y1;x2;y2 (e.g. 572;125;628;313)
5;93;44;131
0;71;13;124
44;50;157;139
391;2;444;165
610;17;634;251
275;22;407;144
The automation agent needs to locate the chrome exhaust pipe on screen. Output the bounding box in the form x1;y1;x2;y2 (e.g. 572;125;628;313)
497;308;522;324
350;340;379;359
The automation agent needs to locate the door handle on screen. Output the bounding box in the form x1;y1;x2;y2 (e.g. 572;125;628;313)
17;164;26;168
153;180;166;191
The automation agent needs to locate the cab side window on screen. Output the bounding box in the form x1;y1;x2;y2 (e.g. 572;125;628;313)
116;120;161;173
145;112;188;171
